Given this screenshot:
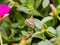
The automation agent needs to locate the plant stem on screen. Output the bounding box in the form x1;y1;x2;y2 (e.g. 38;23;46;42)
0;32;3;45
8;0;15;8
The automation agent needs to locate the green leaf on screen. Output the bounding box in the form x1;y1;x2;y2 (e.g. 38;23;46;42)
10;28;16;38
11;23;18;28
17;6;43;17
26;38;32;45
35;0;42;9
17;6;34;15
57;5;60;13
32;9;43;17
12;22;25;29
19;0;26;4
32;32;45;40
56;25;60;37
17;21;25;28
27;0;34;6
42;0;50;8
45;18;57;27
46;27;56;34
32;43;38;45
14;12;25;22
50;38;57;43
38;40;54;45
34;19;43;29
1;21;11;35
0;26;8;41
35;27;41;32
21;31;29;38
20;0;34;6
41;16;53;24
46;27;56;37
14;12;25;28
10;37;21;42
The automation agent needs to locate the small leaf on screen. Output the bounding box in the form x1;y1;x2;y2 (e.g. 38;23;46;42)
56;25;60;37
32;9;43;17
14;12;25;22
35;0;42;9
19;0;26;4
38;40;54;45
18;21;25;28
41;16;53;24
50;38;57;43
27;0;34;6
42;0;50;8
32;32;45;39
10;37;21;42
57;5;60;13
0;26;8;41
21;31;29;38
11;23;18;28
46;27;56;34
26;38;32;45
34;19;43;29
46;27;56;37
17;6;43;17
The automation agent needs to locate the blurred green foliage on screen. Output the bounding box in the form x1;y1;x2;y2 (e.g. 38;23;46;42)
0;0;60;45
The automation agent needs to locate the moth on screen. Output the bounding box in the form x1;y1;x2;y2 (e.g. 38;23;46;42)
25;18;34;28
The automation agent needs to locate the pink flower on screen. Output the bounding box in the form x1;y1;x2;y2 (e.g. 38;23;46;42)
0;4;11;20
50;4;57;13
